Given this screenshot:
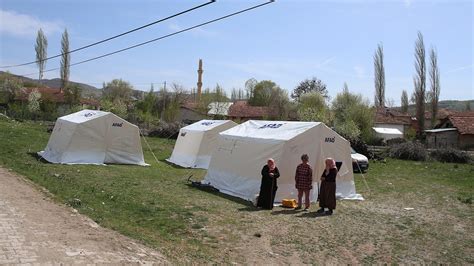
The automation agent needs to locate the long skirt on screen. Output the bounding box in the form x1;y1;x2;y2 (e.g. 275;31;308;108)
319;181;336;210
257;177;277;209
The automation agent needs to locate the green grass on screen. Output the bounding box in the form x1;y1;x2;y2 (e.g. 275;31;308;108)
0;118;473;264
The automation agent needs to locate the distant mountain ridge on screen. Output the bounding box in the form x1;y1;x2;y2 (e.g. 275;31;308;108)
1;71;472;109
0;71;102;98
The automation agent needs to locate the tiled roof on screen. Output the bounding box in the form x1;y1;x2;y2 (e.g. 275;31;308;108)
228;100;275;118
374;107;412;125
181;101;199;111
448;111;474;135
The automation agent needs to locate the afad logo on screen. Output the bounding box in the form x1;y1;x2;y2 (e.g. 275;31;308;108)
201;122;216;126
259;123;283;129
325;137;335;143
112;122;123;127
83;112;95;118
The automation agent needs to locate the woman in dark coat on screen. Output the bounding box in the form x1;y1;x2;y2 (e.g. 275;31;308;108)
317;158;337;215
257;158;280;209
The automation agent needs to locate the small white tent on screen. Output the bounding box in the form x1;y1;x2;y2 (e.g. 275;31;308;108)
203;120;362;202
167;120;237;169
38;110;146;165
373;127;403;141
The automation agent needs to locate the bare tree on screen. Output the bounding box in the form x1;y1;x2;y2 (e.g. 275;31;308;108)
429;47;440;127
401;90;409;113
35;28;48;84
374;43;385;107
413;31;426;136
291;77;329;102
60;29;70;92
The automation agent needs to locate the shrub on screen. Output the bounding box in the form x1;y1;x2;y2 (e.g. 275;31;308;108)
347;137;375;159
389;141;427;161
430;148;472;164
148;121;185;139
386;137;407;146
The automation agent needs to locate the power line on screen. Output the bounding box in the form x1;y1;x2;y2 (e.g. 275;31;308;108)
19;0;274;78
0;0;216;69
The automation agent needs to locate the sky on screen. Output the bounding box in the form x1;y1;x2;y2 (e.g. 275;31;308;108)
0;0;473;105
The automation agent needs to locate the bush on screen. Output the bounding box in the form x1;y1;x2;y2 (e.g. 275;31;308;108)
347;137;375;159
389;141;427;161
386;138;407;146
430;148;472;164
147;121;185;139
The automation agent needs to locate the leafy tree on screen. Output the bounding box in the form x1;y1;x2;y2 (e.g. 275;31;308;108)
249;80;276;106
158;82;188;122
101;98;127;118
374;43;385;107
429;47;440;127
332;85;374;142
131;84;160;126
35;28;48;83
297;92;328;123
401;90;409;113
268;86;290;120
0;72;23;103
60;29;70;91
102;79;133;103
291;77;328;102
28;89;41;119
413;31;426;136
64;85;82;106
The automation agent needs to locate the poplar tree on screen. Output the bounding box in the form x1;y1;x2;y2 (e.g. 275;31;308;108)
60;29;70;92
374;43;385;107
35;28;48;83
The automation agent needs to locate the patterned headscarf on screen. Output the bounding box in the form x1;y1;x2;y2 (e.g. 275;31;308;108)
267;158;276;171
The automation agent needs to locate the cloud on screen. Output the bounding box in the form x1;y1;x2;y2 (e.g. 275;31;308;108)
404;0;413;7
446;64;473;74
167;22;217;37
0;9;63;38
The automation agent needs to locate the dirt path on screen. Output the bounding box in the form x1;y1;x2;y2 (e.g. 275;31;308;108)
0;167;167;264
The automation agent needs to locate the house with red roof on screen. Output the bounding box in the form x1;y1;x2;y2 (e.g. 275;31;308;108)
227;100;276;122
426;111;474;150
374;107;415;136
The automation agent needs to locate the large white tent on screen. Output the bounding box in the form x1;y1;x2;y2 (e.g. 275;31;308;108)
202;120;362;202
167;120;237;169
38;110;146;165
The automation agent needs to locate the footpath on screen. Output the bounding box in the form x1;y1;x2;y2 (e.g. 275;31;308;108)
0;167;166;264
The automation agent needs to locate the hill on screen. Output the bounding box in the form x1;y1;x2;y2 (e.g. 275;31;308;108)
401;100;474;114
0;71;102;98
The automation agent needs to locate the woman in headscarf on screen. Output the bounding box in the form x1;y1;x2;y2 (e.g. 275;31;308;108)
256;158;280;209
317;158;338;215
295;154;313;210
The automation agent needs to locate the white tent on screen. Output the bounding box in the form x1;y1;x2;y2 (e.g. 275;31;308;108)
203;120;362;202
167;120;238;169
373;127;403;141
38;110;146;165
